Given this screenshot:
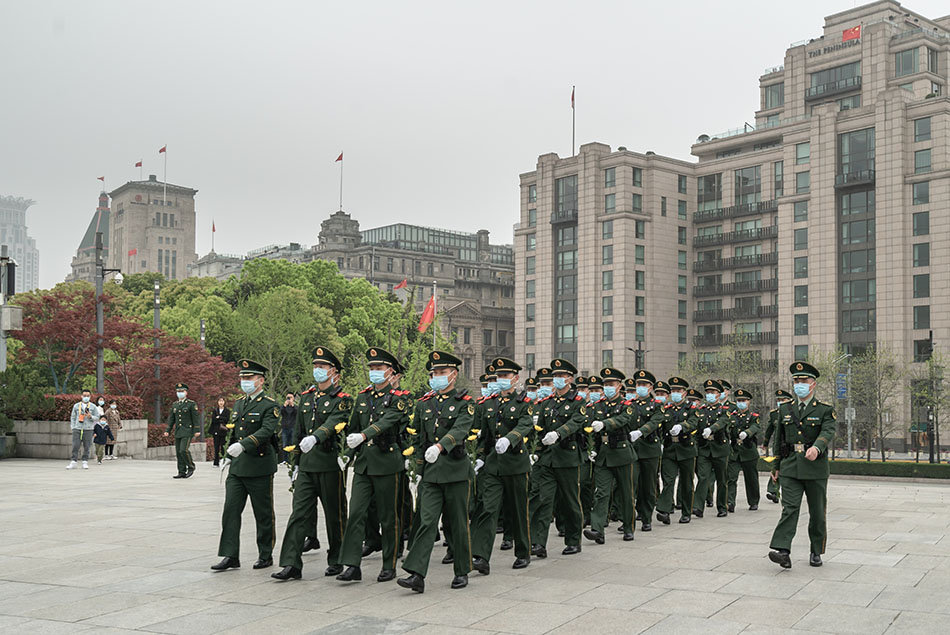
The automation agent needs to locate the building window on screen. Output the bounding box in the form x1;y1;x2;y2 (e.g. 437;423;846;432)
525;327;535;346
678;275;687;295
840;190;874;216
914;306;931;330
556;250;577;270
602;244;613;265
677;199;687;220
635;322;645;342
794;228;808;250
602;271;613;291
838;94;861;110
698;173;723;210
678;300;687;320
842;219;875;245
602;350;613;366
677;227;687;245
928;47;939;73
896;48;918;77
843;309;875;333
557;225;576;246
556;274;576;296
483;330;493;346
635;296;645;316
915;117;931;142
557;299;576;321
794;314;809;336
795;171;810;193
661;196;667;216
794;344;809;360
528;209;537;227
915;340;933;362
678;324;687;344
604;167;616;188
525;256;535;275
162;213;168;226
636;220;646;239
764;82;784;109
913;211;929;236
932;82;942;96
526;235;536;251
498;331;507;347
677;174;687;194
602;220;613;239
794;285;808;307
773;161;783;198
794;200;808;222
796;143;810;165
557;324;577;344
913;181;929;205
794;256;808;278
913;273;930;298
635;270;645;291
632;193;642;212
525;279;535;298
915;149;932;174
605;193;616;213
526;304;535;322
633;167;642;187
842;279;875;304
464;328;471;344
528;184;537;202
734;165;762;205
635;244;645;264
913;243;930;267
678;250;687;270
556;175;578;213
602;296;613;316
602;322;613;342
842;250;875;274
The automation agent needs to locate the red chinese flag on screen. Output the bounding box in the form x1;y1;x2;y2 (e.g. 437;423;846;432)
842;25;860;42
128;248;137;256
335;152;343;162
134;160;142;167
417;296;435;332
97;176;105;182
571;87;575;109
159;145;167;153
394;279;407;290
212;220;216;233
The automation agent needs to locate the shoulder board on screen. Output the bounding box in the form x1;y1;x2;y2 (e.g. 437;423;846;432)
339;392;351;398
301;387;316;395
420;394;433;402
574;396;583;401
622;399;632;406
476;396;488;404
359;385;373;394
461;395;472;401
752;412;759;417
326;385;341;397
456;389;469;399
523;396;532;403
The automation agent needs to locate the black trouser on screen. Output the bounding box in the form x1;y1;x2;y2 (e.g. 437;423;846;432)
213;434;227;465
105;444;114;456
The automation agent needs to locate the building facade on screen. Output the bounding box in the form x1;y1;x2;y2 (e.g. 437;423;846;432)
0;195;40;293
66;192;110;285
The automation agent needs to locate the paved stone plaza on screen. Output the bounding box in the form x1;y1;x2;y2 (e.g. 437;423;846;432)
1;459;949;634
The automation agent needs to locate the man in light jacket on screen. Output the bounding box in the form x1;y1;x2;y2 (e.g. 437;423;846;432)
68;389;100;469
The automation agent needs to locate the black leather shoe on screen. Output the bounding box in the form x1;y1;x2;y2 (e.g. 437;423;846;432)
185;467;195;478
635;513;642;521
450;574;468;589
472;557;490;575
512;557;529;569
271;566;301;581
583;529;605;544
211;557;240;571
441;551;454;564
361;544;380;558
303;537;321;552
253;558;273;569
336;566;362;581
769;549;792;569
324;564;343;577
377;568;396;582
706;500;713;508
499;539;513;551
679;516;691;524
656;512;671;525
692;509;704;518
749;504;758;511
562;544;581;555
531;544;547;559
809;553;823;567
641;523;652;532
716;510;728;518
496;526;504;534
674;503;682;510
727;505;735;513
557;529;565;537
616;525;625;533
766;493;779;503
623;531;635;541
173;474;185;479
398;573;425;593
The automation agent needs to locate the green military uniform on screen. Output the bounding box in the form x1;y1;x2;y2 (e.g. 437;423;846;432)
576;376;598;528
770;362;836;566
726;389;762;511
694;380;732;517
215;360;280;568
400;351;475;592
626;370;661;531
471;357;534;568
655;378;698;524
167;382;199;477
337;348;408;581
763;390;792;503
276;347;353;578
528;358;586;554
586;368;636;541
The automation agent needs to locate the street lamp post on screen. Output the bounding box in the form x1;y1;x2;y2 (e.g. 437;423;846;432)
95;231;123;394
626;342;650;369
153;280;161;426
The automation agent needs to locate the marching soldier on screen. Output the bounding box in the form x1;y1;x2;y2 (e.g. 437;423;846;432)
336;348;408;584
586;367;636;543
272;347;352;581
500;375;538;553
627;370;660;532
726;388;762;512
764;389;793;503
694;380;731;518
769;362;836;569
212;360;280;571
165;382;200;479
655;377;697;525
574;376;589;402
399;351;475;593
528;358;586;558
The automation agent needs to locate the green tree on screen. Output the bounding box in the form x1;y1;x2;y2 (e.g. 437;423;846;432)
850;343;906;461
909;351;949;460
0;365;54;432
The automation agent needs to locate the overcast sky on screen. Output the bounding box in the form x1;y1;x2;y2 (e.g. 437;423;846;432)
2;0;947;288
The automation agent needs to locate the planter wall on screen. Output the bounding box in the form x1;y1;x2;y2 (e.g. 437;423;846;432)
13;419;149;460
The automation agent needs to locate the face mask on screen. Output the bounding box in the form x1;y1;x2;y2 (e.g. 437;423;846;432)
98;399;104;406
429;375;449;392
110;404;117;409
635;385;649;398
240;380;257;394
589;392;603;402
313;368;330;383
497;378;512;391
670;391;684;403
82;396;90;403
793;383;811;398
488;381;500;393
736;401;748;410
655;395;668;404
604;385;618;399
625;392;636;401
481;387;491;398
100;420;107;426
369;370;388;385
176;391;186;400
552;377;568;390
526;391;538;401
576;390;588;400
705;393;718;404
537;386;553;399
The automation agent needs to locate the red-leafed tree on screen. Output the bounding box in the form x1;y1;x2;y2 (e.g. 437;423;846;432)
103;316;160;396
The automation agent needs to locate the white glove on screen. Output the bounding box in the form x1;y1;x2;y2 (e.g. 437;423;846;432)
299;435;317;453
411;473;422;486
337;455;350;471
702;427;712;439
530;454;538;465
346;433;364;449
424;445;441;464
589;450;597;460
629;430;642;442
291;466;299;482
474;459;485;473
670;424;682;436
227;442;244;457
591;420;605;432
404;458;411;470
739;431;747;440
542;431;559;446
220;458;230;471
532;415;539;426
495;437;511;454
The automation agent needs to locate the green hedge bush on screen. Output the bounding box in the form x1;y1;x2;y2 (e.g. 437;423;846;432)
758;457;950;479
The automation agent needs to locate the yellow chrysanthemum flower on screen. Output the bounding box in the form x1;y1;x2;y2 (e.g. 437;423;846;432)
584;427;594;434
534;425;542;431
466;434;477;441
225;423;235;429
283;445;296;452
402;446;415;456
334;422;347;433
762;455;779;463
471;429;481;435
406;427;417;435
523;436;529;444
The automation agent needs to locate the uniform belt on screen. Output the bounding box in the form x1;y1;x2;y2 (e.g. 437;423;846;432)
794;443;805;453
671;437;679;443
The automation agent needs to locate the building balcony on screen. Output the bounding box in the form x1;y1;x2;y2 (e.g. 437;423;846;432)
693;251;778;272
692;331;779;347
550;209;577;224
835;169;875;188
693;278;778;297
693;225;777;248
804;76;861;101
693;304;779;322
693;199;777;224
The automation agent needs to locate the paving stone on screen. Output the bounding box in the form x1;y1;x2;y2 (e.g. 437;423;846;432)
793;603;899;635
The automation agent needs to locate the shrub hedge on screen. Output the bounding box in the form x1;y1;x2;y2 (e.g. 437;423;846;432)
758;457;950;479
147;424;175;448
18;394;148;421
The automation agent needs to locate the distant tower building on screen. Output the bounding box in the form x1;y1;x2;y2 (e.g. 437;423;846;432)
108;174;198;280
66;191;110;284
0;195;40;293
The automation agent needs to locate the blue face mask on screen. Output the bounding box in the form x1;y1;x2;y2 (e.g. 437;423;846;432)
670;391;684;403
313;368;330;383
604;385;618;399
705;393;718;404
481;387;491;398
624;392;635;401
736;401;748;410
429;375;450;392
793;383;811;398
655;394;667;404
82;396;90;403
552;377;568;390
576;390;588;400
369;370;388;385
537;386;553;399
240;379;257;394
526;391;538;401
488;381;500;393
589;392;603;402
497;378;512;391
176;391;186;400
636;385;649;398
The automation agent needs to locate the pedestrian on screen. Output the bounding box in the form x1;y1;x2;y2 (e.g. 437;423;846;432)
93;415;114;464
768;362;836;569
163;383;200;478
209;397;231;467
212;359;280;572
279;393;297;464
67;389;99;469
105;399;122;459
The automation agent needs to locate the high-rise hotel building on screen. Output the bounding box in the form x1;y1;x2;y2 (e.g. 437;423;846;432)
516;0;949;384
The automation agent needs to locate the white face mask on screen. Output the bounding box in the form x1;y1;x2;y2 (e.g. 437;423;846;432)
110;404;117;410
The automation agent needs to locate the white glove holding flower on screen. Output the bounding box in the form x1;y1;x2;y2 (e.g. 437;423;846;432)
591;420;605;432
337;455;350;471
542;431;559;446
739;431;748;441
670;424;682;436
495;437;511;454
474;459;484;473
291;466;299;482
227;442;244;457
530;454;538;465
346;433;364;449
702;427;712;439
299;435;317;453
424;445;441;464
629;430;642;442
